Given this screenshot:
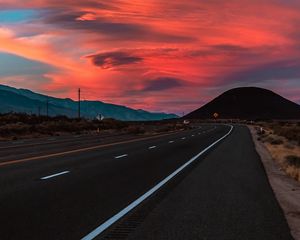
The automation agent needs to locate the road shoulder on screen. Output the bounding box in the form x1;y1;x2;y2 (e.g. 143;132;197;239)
249;126;300;240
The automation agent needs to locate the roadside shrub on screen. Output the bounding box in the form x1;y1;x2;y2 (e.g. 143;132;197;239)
0;123;31;136
126;126;145;134
284;143;295;149
100;119;128;130
271;124;300;145
264;136;273;143
286;155;300;168
156;125;173;133
270;139;284;145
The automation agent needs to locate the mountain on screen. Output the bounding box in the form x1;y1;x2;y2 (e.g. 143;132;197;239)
0;85;178;121
185;87;300;120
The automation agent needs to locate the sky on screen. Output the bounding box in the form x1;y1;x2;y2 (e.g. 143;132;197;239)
0;0;300;114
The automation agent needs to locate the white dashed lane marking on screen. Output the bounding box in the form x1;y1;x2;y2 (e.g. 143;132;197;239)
114;154;128;159
40;171;70;180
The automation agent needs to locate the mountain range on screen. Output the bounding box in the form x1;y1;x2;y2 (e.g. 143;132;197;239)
185;87;300;120
0;85;178;121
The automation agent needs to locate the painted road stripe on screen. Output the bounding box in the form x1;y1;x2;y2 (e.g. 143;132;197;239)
148;146;156;149
169;141;174;143
0;131;183;167
115;154;128;159
40;171;70;180
81;125;233;240
181;137;186;140
191;135;195;137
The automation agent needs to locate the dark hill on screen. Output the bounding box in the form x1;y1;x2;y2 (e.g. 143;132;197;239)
0;84;178;121
185;87;300;120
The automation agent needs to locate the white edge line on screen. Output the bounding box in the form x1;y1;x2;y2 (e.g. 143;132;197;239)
40;171;70;180
148;146;156;149
81;125;233;240
168;141;174;143
114;154;128;159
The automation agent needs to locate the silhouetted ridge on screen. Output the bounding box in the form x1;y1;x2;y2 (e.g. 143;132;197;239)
0;84;178;121
185;87;300;119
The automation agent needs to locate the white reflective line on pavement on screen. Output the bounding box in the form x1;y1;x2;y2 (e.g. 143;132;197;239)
40;171;70;180
181;137;186;140
168;141;174;143
148;146;156;149
114;154;128;159
81;125;234;240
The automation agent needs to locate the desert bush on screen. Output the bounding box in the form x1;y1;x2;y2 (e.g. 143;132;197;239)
270;139;284;145
264;136;273;143
0;113;146;140
156;125;174;133
266;122;300;146
286;155;300;168
284;143;295;149
0;123;31;136
126;126;145;134
99;119;128;130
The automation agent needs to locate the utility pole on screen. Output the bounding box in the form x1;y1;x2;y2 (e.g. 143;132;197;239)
46;96;49;118
78;88;81;119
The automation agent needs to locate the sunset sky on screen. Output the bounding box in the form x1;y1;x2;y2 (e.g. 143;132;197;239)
0;0;300;114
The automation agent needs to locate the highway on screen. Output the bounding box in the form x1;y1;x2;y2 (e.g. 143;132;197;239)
0;124;292;239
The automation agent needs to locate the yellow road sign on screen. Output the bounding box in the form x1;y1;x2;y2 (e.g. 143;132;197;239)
213;112;219;119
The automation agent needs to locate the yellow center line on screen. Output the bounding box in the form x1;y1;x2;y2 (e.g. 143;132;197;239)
0;131;182;167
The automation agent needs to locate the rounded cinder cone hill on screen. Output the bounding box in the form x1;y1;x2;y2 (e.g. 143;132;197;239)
185;87;300;120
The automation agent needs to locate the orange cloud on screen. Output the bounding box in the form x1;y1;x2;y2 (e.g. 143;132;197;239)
1;0;300;113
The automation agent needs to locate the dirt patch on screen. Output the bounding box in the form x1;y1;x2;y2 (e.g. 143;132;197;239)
249;126;300;240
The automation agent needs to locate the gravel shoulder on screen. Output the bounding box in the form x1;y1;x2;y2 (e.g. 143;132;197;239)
249;126;300;240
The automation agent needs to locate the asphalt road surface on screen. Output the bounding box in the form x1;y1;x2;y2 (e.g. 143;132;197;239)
0;125;292;240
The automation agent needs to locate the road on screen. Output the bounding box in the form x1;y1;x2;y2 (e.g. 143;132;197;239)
0;124;292;239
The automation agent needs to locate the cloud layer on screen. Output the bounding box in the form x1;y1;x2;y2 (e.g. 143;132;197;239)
87;51;143;69
1;0;300;113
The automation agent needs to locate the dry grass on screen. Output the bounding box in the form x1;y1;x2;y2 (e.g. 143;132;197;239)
0;113;128;140
256;124;300;182
0;113;185;141
261;122;300;146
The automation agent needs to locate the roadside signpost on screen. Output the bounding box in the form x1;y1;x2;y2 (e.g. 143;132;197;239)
213;112;219;119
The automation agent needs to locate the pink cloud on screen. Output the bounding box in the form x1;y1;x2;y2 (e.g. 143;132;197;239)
1;0;300;114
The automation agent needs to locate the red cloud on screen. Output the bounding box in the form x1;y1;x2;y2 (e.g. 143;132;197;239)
1;0;300;113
